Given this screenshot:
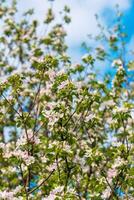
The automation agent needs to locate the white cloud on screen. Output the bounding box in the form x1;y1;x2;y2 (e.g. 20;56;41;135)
18;0;131;61
18;0;131;45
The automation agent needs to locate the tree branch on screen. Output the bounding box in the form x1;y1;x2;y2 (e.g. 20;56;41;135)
28;169;55;194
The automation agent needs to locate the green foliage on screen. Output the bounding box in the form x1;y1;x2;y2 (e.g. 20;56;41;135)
0;1;134;200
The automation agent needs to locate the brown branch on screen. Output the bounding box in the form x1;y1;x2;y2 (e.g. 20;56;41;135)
101;171;119;200
19;164;29;200
28;169;55;194
0;93;22;118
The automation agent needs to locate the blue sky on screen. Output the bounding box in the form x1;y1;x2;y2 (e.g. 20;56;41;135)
18;0;134;63
101;0;134;42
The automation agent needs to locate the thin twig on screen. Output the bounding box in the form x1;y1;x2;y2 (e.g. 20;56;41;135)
28;169;55;194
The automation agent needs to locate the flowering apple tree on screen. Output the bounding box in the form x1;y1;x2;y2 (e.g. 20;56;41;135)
0;1;134;199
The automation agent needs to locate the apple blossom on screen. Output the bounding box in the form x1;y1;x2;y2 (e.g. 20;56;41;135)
0;1;133;199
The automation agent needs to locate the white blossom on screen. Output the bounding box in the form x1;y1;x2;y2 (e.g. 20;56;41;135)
112;59;123;67
58;80;69;90
100;100;115;110
102;187;111;199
